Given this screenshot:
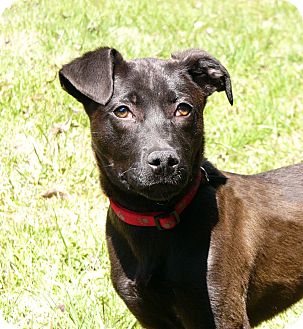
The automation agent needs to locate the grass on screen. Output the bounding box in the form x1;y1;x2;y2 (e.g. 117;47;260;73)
0;0;302;328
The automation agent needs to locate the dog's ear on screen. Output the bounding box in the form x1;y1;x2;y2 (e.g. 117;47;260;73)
172;49;233;105
59;47;123;105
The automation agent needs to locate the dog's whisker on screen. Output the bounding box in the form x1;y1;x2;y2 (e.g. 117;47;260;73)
104;163;114;168
120;166;137;176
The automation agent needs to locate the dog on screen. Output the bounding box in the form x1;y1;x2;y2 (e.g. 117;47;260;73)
59;47;303;329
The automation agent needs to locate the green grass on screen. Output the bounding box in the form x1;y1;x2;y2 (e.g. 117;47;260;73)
0;0;302;328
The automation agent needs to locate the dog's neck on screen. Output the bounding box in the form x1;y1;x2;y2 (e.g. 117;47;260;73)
108;168;205;230
100;163;203;214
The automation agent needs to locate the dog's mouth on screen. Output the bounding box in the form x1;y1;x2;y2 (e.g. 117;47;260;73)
120;167;189;201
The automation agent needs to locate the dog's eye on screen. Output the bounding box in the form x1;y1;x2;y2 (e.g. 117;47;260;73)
175;103;192;117
113;106;133;119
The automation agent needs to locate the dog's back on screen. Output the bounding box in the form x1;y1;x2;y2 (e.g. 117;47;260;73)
256;163;303;202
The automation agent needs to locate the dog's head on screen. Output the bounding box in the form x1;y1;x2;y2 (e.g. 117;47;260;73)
59;47;232;202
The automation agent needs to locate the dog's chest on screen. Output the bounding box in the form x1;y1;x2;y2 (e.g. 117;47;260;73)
131;255;206;306
127;235;209;292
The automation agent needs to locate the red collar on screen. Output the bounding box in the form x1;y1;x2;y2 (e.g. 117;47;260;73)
109;168;207;230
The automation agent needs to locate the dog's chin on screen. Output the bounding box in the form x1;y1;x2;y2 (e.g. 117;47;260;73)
125;174;189;202
136;182;186;202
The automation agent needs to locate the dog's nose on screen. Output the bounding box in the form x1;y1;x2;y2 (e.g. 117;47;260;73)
147;150;180;171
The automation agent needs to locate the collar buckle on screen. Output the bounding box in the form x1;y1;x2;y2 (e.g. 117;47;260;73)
200;166;210;183
154;210;180;230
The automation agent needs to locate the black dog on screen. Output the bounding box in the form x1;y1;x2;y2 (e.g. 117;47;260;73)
59;47;303;329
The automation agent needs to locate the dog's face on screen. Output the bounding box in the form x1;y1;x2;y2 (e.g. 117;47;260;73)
59;48;232;201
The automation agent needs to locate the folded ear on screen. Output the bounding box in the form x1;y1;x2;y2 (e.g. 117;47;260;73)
59;47;123;105
172;49;233;105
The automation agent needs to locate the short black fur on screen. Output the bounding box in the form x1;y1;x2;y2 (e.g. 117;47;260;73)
59;47;303;329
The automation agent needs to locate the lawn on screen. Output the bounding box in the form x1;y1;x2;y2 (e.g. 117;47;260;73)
0;0;302;328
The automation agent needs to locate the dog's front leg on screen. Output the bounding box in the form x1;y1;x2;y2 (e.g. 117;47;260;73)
106;221;185;329
110;262;185;329
207;262;251;328
207;228;253;329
